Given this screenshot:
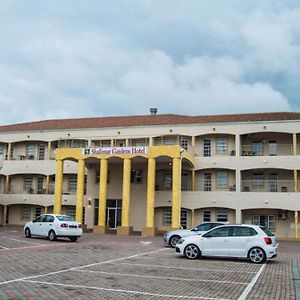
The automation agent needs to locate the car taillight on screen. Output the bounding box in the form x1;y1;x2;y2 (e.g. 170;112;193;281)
264;237;272;245
78;224;82;228
61;223;68;228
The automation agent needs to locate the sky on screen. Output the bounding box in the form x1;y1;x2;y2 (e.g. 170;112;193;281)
0;0;300;125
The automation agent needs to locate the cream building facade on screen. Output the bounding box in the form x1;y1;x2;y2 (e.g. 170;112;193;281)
0;112;300;239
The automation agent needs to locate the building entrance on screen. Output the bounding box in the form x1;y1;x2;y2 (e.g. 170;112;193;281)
106;199;122;229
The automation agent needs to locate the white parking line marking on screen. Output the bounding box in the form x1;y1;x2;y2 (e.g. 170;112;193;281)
0;248;167;285
238;264;266;300
0;246;8;249
74;269;248;285
113;262;257;274
7;238;43;245
21;279;230;300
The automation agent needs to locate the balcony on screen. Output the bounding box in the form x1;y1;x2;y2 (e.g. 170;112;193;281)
241;144;293;156
241;180;295;193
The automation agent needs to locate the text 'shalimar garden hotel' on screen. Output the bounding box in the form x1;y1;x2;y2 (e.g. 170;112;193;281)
0;111;299;239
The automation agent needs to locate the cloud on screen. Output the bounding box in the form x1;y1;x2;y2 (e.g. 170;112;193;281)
0;1;298;125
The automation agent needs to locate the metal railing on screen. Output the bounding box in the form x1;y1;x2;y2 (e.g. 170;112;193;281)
241;180;295;192
241;144;293;156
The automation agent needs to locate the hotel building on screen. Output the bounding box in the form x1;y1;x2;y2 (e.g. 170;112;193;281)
0;112;299;239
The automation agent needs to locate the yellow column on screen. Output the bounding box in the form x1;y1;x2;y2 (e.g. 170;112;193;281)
294;170;298;193
142;158;157;237
191;170;195;191
5;175;9;193
7;143;11;160
172;157;181;229
117;158;133;235
47;141;51;160
54;159;63;214
293;133;297;156
191;209;195;228
295;211;298;239
45;175;50;194
2;205;7;226
75;159;85;223
44;206;48;214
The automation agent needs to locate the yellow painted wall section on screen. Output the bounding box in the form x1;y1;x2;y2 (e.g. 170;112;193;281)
98;159;108;226
146;158;156;228
121;158;131;227
294;170;298;192
293;133;297;156
76;159;85;223
54;159;63;214
172;157;181;228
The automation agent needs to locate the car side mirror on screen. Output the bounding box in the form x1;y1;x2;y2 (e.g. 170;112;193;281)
32;219;36;223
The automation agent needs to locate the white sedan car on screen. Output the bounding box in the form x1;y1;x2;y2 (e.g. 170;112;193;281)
175;224;278;263
164;222;226;247
24;214;83;242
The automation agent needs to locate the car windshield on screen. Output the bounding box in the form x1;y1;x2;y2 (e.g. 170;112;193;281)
56;215;76;222
260;226;274;236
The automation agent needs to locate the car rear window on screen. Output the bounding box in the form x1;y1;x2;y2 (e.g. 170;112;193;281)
56;215;76;222
260;226;274;236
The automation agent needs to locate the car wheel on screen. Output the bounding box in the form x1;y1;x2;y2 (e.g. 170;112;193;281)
169;235;181;248
248;247;266;264
25;227;31;238
184;244;201;259
48;230;57;241
69;237;77;242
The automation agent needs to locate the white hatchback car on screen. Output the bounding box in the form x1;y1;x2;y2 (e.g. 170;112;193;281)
175;224;278;263
164;222;226;248
24;214;83;242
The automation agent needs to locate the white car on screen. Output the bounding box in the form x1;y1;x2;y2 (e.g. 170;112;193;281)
164;222;226;247
24;214;83;242
175;224;278;263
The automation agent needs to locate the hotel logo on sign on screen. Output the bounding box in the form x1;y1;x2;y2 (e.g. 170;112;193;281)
82;147;148;155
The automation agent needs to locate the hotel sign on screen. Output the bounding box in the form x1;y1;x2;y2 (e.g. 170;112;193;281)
83;147;148;155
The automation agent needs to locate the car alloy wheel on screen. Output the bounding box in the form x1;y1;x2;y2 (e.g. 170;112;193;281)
48;230;57;241
25;228;31;238
170;235;180;248
248;247;266;264
184;244;201;259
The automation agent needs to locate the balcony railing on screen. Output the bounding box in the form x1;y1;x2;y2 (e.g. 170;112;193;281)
241;144;293;156
241;180;295;192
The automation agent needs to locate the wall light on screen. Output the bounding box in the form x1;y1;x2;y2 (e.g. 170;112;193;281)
169;129;173;133
263;125;267;130
212;128;216;132
88;199;92;206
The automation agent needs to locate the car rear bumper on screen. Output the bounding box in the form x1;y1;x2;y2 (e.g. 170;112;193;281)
56;228;83;237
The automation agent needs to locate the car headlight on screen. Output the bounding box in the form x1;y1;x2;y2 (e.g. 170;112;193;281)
177;239;185;244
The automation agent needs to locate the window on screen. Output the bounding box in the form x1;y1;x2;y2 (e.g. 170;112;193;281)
38;144;45;160
44;215;54;222
66;206;76;219
251;141;263;156
203;173;212;191
37;177;44;194
181;173;188;191
0;144;3;159
252;215;275;231
35;207;42;218
164;138;175;145
203;139;211;157
269;140;277;156
68;175;77;192
231;226;257;237
163;207;172;226
134;139;146;146
131;170;142;183
181;209;188;229
203;210;211;222
196;223;213;231
206;226;231;237
252;173;264;190
26;144;35;159
269;174;278;192
21;206;31;221
216;210;228;222
180;139;188;151
216;171;228;189
24;177;33;193
101;140;111;147
116;140;126;147
164;173;172;190
216;138;228;154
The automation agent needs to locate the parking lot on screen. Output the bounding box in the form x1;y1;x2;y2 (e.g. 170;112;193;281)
0;227;299;299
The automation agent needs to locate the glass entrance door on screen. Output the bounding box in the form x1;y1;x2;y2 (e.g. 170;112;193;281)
106;208;122;229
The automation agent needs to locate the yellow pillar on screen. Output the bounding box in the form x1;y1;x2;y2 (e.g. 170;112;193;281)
45;175;50;194
295;211;298;239
172;157;181;229
191;209;195;228
142;158;157;237
294;170;298;193
54;159;63;214
7;143;11;160
5;175;9;194
47;141;51;160
94;159;109;234
117;158;133;235
44;206;48;214
2;205;7;226
75;159;85;223
293;133;297;156
191;170;195;191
